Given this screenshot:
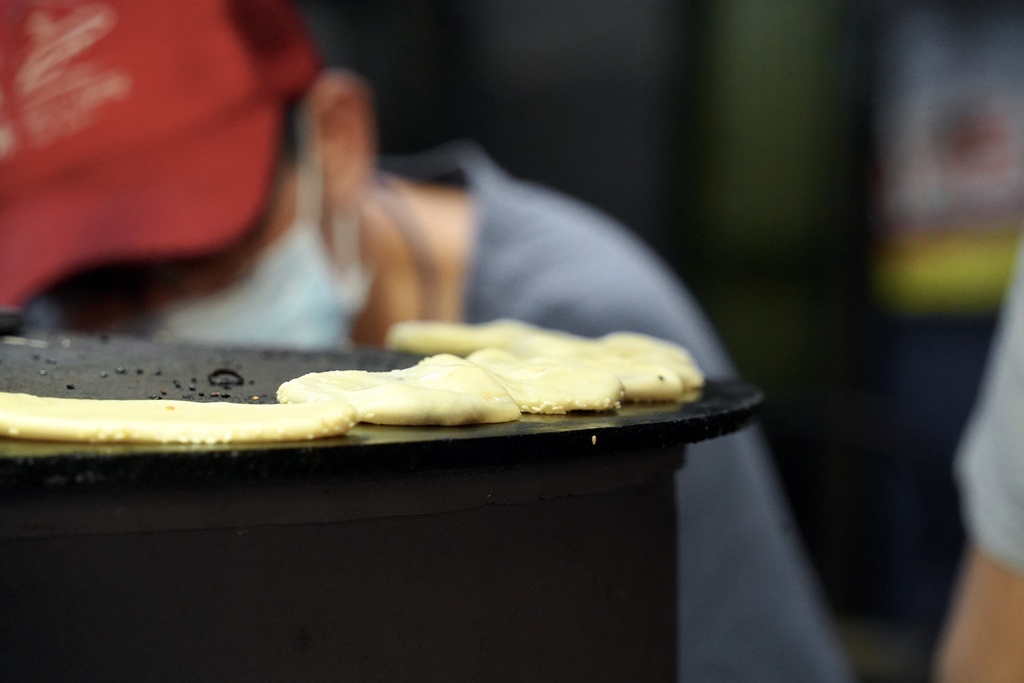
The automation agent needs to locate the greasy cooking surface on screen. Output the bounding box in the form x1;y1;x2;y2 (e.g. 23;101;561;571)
0;330;417;403
0;330;763;490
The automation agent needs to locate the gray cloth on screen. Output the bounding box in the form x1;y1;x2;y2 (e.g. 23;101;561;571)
386;142;856;682
956;238;1024;573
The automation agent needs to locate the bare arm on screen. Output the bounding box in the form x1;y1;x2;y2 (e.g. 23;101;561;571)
935;545;1024;683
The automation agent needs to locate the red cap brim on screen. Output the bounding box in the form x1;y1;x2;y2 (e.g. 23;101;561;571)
0;102;282;306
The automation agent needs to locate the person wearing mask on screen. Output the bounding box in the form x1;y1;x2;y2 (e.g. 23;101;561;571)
0;1;855;680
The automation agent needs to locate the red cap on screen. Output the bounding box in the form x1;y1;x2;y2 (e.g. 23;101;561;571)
0;0;320;305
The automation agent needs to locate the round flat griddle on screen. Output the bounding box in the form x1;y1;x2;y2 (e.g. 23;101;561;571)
0;330;763;490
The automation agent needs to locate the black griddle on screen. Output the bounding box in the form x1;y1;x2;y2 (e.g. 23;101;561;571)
0;329;763;682
0;329;762;490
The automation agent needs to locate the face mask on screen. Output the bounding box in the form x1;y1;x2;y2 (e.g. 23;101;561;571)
109;108;371;350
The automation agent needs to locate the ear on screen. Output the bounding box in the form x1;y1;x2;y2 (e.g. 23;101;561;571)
304;70;378;209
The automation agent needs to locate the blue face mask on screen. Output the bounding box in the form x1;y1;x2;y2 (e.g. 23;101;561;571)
122;210;367;350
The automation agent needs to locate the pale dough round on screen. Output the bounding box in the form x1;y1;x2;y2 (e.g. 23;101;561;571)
385;319;540;356
0;392;358;444
386;319;704;402
506;331;703;401
277;354;521;426
466;348;623;414
597;332;704;389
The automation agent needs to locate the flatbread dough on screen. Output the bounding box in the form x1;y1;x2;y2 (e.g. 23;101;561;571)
0;321;702;445
385;319;540;356
0;392;358;444
596;332;704;387
386;319;704;402
506;331;703;401
277;354;521;426
465;348;622;414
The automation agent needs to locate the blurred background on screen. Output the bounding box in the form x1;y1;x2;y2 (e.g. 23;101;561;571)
296;1;1024;681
